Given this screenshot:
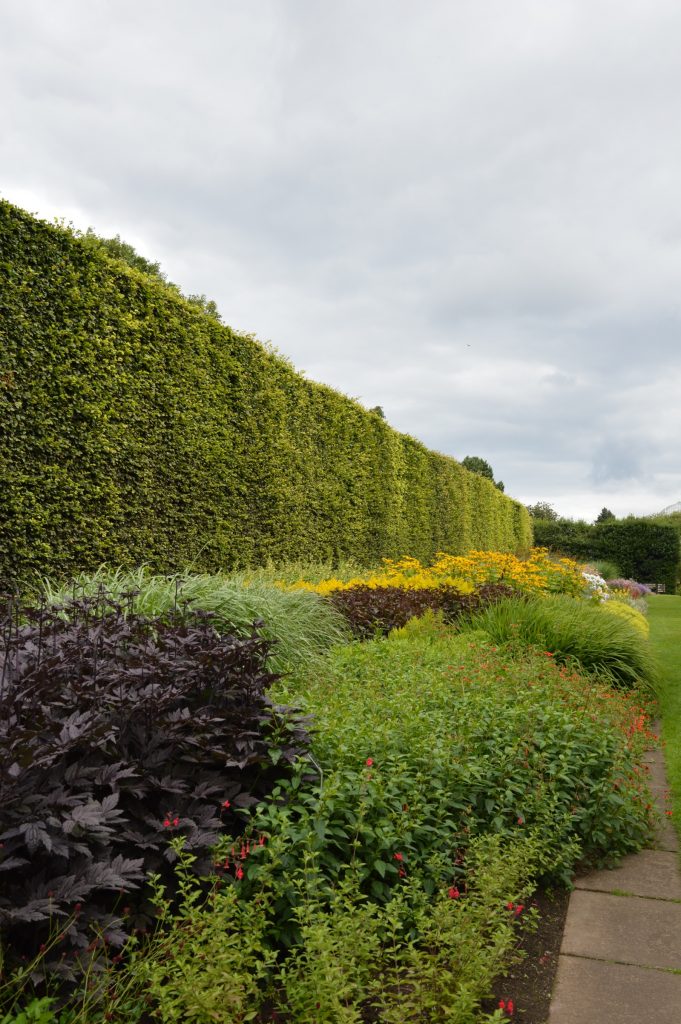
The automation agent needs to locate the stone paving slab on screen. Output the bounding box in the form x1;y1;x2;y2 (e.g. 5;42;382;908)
653;816;679;852
575;849;681;900
549;955;681;1024
561;889;681;970
643;754;668;789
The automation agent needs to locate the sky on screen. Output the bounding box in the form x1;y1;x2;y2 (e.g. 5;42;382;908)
2;0;681;521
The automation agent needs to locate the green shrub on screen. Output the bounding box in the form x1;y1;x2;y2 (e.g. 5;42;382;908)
264;621;654;906
0;200;531;588
462;594;659;691
40;566;348;674
533;518;679;593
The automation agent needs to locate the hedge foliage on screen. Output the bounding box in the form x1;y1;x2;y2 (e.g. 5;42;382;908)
0;201;532;586
533;517;680;592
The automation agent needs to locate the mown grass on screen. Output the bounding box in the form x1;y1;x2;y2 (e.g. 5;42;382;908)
647;594;681;843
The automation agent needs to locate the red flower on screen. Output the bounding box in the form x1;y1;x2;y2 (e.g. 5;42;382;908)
366;758;374;767
235;866;244;880
393;852;404;862
398;868;406;877
222;799;231;809
173;817;179;827
448;886;460;899
163;818;171;828
517;816;524;825
506;901;514;910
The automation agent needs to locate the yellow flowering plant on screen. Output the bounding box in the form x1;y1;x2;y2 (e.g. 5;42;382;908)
285;548;586;599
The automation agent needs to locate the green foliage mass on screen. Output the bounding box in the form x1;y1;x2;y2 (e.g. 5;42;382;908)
0;200;531;587
533;517;679;592
526;501;559;520
463;594;659;692
462;454;504;492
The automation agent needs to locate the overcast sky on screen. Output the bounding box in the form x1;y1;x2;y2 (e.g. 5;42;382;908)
3;0;681;521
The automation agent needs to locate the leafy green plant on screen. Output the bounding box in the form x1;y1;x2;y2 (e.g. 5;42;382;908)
462;594;659;691
0;998;59;1024
265;621;654;906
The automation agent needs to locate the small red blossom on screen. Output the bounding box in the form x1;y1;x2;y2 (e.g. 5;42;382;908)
235;866;244;880
163;818;171;828
398;868;406;877
517;816;524;825
448;886;460;899
365;758;374;767
393;852;404;862
173;817;179;827
222;800;231;809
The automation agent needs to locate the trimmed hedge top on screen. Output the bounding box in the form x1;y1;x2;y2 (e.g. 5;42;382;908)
0;200;531;585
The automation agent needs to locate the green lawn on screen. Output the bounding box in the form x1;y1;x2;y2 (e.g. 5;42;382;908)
647;594;681;843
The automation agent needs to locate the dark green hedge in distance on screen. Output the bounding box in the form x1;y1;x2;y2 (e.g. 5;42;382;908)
0;200;532;587
533;517;679;592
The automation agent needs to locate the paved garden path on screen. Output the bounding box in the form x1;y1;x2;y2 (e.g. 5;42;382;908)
549;736;681;1023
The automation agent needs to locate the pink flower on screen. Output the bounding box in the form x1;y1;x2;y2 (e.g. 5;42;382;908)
222;799;231;809
448;886;460;899
366;758;374;767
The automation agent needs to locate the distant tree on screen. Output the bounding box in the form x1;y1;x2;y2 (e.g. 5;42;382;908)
81;229;222;322
462;455;504;491
527;501;559;521
83;229;167;280
595;507;616;524
369;406;386;419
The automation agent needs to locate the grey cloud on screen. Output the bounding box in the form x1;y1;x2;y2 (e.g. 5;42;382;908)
3;0;681;520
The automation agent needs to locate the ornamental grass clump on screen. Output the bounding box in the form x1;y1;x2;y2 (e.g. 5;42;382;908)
40;566;348;674
462;594;659;691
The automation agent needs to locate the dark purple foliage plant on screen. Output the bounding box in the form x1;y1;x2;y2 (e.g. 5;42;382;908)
0;592;309;982
328;582;520;639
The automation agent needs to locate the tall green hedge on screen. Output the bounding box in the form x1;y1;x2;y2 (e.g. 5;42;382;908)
533;517;679;592
0;201;532;587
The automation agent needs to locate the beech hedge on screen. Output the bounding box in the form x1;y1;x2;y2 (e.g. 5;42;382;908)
533;517;679;592
0;201;531;586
